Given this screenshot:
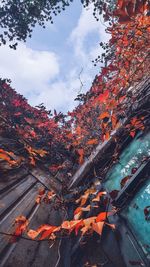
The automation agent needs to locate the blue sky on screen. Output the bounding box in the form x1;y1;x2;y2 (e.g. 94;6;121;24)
0;1;109;113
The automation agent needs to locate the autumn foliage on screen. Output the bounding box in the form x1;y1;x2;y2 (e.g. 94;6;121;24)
0;0;149;244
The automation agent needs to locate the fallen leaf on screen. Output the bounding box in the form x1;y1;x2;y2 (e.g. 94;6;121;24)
12;215;29;242
92;221;104;235
92;191;107;202
28;224;54;239
96;211;113;222
109;190;119;199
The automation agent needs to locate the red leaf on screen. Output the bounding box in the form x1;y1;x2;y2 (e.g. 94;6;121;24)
38;187;45;196
144;206;150;220
120;175;131;188
75;220;84;235
97;90;109;103
12;216;29;242
40;226;59;240
109;190;119;199
130;131;136;138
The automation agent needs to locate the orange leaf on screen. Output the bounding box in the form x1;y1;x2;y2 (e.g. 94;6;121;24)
74;220;84;235
40;226;60;240
74;205;91;215
74;207;82;216
35;196;41;204
61;221;72;230
96;211;113;222
61;220;82;232
98;111;109;120
74;205;91;220
76;188;96;206
83;217;96;227
0;149;17;166
75;126;82;136
80;225;90;235
27;229;39;239
80;194;89;206
81;217;96;235
104;132;110;140
92;221;104;235
105;222;115;230
92;191;107;202
33;148;48;157
77;148;84;164
13;216;29;241
86;139;98;145
47;191;56;200
74;211;82;220
27;224;53;239
30;156;35;166
38;187;45;196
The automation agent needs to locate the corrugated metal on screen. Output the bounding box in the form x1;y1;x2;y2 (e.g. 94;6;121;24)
0;156;65;267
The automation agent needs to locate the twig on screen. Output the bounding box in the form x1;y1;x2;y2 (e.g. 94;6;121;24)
0;231;72;242
54;239;61;267
78;67;84;94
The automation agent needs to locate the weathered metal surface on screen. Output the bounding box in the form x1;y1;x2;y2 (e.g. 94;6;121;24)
0;161;65;267
0;185;39;256
3;203;64;267
31;167;62;193
114;160;150;208
0;168;28;193
0;175;37;217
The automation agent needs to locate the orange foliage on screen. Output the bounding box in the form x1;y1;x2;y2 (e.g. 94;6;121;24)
27;212;115;240
2;0;149;247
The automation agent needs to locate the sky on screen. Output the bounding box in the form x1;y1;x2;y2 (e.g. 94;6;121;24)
0;1;109;113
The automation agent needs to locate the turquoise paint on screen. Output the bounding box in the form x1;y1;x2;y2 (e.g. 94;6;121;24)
104;131;150;256
122;178;150;256
105;132;150;192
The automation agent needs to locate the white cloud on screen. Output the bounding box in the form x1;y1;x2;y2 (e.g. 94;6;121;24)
68;5;110;97
0;43;81;112
70;5;109;62
0;43;59;95
33;79;80;112
0;6;110;113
